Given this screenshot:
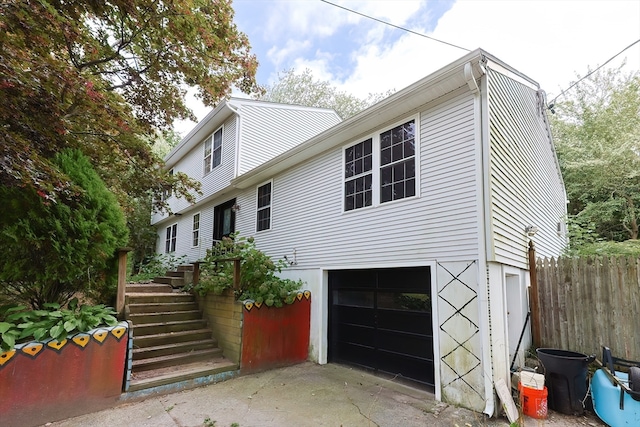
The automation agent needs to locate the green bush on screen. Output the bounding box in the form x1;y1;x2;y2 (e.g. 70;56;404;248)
0;149;129;308
190;235;303;307
0;298;118;352
567;239;640;257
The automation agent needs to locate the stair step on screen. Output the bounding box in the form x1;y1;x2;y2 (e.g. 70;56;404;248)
165;271;186;277
133;339;217;360
133;329;214;347
128;359;237;392
132;319;208;336
126;283;173;293
126;293;194;304
132;348;223;372
154;276;184;287
176;265;194;272
127;301;198;314
129;310;202;324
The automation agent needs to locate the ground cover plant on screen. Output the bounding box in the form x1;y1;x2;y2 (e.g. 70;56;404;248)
0;298;118;352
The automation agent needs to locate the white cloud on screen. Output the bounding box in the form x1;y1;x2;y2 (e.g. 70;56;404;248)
175;0;640;136
336;0;640;100
266;39;312;72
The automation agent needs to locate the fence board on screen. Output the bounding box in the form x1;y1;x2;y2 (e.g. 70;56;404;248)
535;255;640;362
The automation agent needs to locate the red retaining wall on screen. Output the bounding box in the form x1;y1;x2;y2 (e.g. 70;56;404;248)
0;323;128;427
241;292;311;373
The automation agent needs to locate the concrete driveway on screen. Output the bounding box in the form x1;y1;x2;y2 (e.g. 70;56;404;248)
46;362;601;427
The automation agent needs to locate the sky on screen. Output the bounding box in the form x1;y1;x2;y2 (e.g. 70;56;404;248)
174;0;640;135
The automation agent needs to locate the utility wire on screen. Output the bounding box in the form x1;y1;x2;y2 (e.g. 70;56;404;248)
548;38;640;107
319;0;470;53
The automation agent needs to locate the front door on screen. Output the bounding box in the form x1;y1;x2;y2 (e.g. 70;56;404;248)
213;199;236;242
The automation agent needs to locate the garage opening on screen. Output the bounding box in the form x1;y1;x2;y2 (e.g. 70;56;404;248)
328;267;434;387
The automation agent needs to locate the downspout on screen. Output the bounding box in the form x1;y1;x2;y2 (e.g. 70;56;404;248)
227;102;241;178
465;59;496;417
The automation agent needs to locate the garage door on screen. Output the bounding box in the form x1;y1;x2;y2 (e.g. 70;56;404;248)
328;267;434;387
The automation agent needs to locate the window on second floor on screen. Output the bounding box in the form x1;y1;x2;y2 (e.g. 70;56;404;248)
344;138;373;211
204;127;223;175
343;119;417;211
192;213;200;247
380;120;416;203
165;224;177;253
162;169;174;201
256;182;272;232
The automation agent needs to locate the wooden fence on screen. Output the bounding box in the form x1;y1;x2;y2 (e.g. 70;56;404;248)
535;256;640;362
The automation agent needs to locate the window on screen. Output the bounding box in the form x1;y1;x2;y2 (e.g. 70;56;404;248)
380;120;415;203
162;169;174;201
204;127;223;174
165;224;177;253
256;182;272;231
192;213;200;247
343;119;417;212
344;138;373;211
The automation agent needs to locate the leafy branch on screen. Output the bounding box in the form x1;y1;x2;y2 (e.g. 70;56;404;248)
189;235;303;307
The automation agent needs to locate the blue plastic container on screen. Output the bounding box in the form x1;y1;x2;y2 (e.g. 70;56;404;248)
591;368;640;426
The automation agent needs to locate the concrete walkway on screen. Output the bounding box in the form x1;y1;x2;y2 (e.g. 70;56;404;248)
46;363;601;427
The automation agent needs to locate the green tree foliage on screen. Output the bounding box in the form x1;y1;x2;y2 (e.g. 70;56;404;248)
258;68;393;119
0;0;261;209
127;130;182;274
0;150;129;309
551;67;640;250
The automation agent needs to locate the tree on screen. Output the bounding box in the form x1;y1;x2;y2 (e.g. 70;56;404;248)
0;149;129;309
0;0;261;209
258;68;393;119
551;67;640;246
127;130;182;275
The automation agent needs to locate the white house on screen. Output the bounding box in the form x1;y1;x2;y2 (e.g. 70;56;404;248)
152;49;567;416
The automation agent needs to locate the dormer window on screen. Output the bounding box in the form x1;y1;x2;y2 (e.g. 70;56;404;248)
204;127;223;175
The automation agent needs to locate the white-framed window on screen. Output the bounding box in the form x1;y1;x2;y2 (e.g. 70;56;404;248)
192;213;200;247
343;118;418;211
162;168;174;201
165;223;177;253
204;127;223;175
344;138;373;211
380;120;416;203
256;182;272;232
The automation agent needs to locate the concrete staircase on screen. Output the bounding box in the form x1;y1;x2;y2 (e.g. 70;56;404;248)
125;275;237;393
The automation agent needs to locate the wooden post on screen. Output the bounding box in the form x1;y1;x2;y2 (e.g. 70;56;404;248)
192;261;201;285
233;258;241;291
528;240;541;348
116;247;132;319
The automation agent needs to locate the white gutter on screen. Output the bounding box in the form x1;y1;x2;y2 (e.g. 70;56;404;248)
226;101;241;178
231;49;493;190
467;58;496;417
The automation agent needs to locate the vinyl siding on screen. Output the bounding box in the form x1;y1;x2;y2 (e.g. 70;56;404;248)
151;116;237;225
155;195;238;262
486;67;567;268
235;90;481;267
237;104;341;175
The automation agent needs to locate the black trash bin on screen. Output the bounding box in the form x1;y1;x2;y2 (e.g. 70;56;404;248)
536;348;595;415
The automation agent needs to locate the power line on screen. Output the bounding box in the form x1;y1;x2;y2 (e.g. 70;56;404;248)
548;38;640;107
319;0;470;53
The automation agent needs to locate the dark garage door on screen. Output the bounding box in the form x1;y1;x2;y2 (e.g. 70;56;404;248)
328;267;434;387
